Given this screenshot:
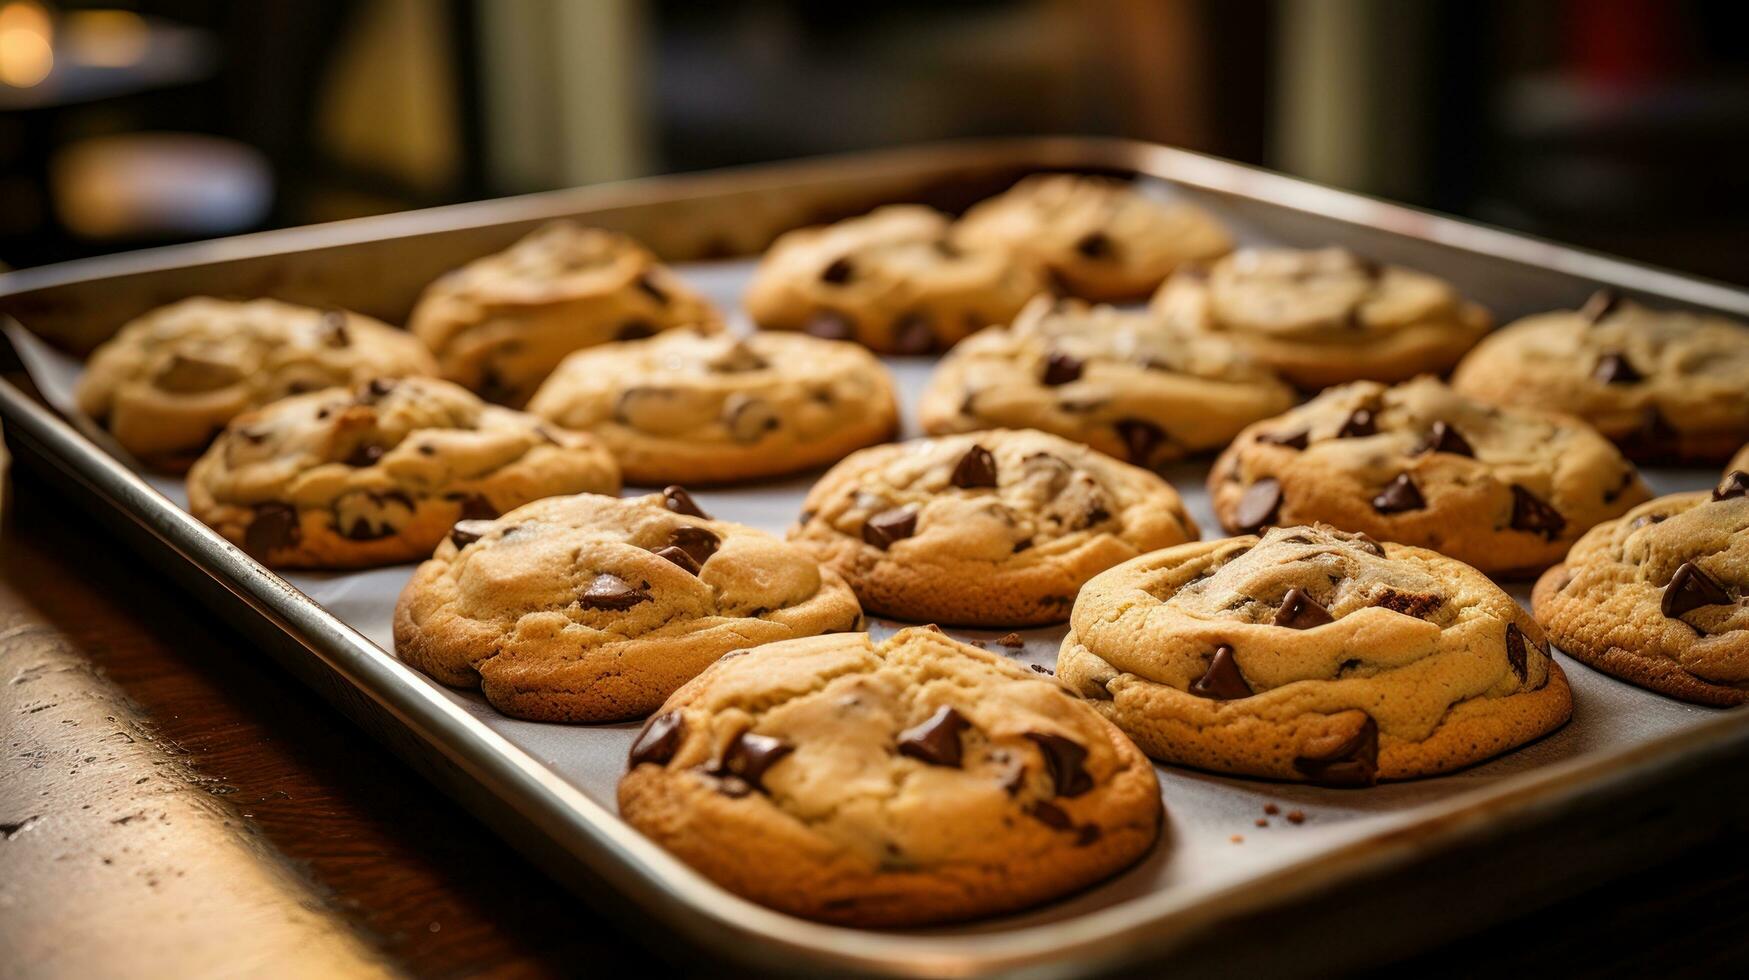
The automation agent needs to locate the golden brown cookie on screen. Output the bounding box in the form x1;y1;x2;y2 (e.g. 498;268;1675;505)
618;627;1162;926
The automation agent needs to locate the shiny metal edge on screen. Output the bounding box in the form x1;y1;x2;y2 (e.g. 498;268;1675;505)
2;137;1748;977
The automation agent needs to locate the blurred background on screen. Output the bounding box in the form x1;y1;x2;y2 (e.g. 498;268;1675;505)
1;0;1745;283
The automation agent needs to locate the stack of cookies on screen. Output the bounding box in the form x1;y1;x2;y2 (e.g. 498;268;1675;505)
68;172;1749;928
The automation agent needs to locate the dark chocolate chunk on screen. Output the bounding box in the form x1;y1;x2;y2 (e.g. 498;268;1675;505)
1189;644;1253;700
343;515;393;541
662;485;711;519
896;706;970;767
1418;421;1474;458
1259;429;1309;450
629;712;684;767
669;526;721;566
725;395;780;443
615;319;657;341
343;442;385;468
1041;351;1083;386
1630;512;1667;530
580;573;648;610
1114;418;1165;466
1292;715;1379;787
1509;485;1567;539
359;377;397;404
862;507;918;549
457;494;498;521
1234;478;1283;532
1075;824;1102;846
1662;562;1731;619
449;519;495;548
654;545;700;575
1578;288;1621;323
1375;589;1443;619
804;310;857;342
1593;351;1641;385
1337;408;1377;439
635;272;669;305
1371;473;1425;514
1026;800;1073;830
1505;623;1529;681
1025;732;1094;797
950;444;999;489
1273;588;1334;629
477;365;516;405
245;504;301;555
820;257;854;284
1714;471;1749;501
1074;230;1113;259
719;731;793;790
891;314;938;355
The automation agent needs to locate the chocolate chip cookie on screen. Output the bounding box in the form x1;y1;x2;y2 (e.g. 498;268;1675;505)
187;376;619;568
953;173;1232;302
1532;474;1748;705
1151;247;1492;389
790;429;1199;627
408;221;722;407
75;298;437;471
918;296;1298;468
742;204;1044;354
1452;291;1749;463
526;328;899;485
394;489;863;722
1208;377;1650;575
1060;524;1572;785
618;626;1162;926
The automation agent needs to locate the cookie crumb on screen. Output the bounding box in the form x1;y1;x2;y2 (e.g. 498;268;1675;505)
1229;834;1244;844
997;632;1024;648
1286;810;1306;824
1263;803;1280;815
1254;818;1268;827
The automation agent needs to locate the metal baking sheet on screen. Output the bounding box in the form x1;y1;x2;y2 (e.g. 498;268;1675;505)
2;139;1745;978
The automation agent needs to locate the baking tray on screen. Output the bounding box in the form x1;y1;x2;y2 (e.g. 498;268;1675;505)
3;138;1747;978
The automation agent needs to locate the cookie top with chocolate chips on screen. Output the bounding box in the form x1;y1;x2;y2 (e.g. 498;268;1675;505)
1059;523;1572;785
393;489;863;722
952;174;1232;302
525;327;899;486
616;626;1162;927
408;221;722;407
75;297;437;472
789;429;1199;627
918;296;1297;468
1533;478;1749;705
742;205;1045;354
1152;247;1493;389
1452;292;1749;464
1208;377;1650;574
186;376;619;569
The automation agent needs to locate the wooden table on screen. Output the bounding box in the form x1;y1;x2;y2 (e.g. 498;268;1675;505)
2;460;1746;979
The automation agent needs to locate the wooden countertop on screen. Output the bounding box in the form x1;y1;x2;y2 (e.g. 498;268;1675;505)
2;461;1746;979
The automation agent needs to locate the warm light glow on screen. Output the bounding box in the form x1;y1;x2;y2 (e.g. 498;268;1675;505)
64;9;147;68
0;0;54;88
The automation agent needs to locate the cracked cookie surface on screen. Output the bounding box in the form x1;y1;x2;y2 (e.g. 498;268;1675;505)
1209;377;1650;574
526;327;898;485
918;296;1297;467
1059;524;1572;784
75;297;437;471
1151;246;1492;389
953;174;1232;302
617;626;1162;926
394;489;863;722
790;429;1199;627
187;376;620;568
1533;475;1749;705
1452;292;1749;463
743;204;1044;354
409;221;722;407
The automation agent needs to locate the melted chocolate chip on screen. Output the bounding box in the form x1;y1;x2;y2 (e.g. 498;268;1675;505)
1041;351;1083;386
669;526;721;566
1337;408;1377;439
245;504;301;555
343;442;385;468
950;444;998;489
1189;645;1253;700
1371;474;1425;514
820;257;854;284
1509;485;1567;539
580;573;648;611
654;545;700;574
719;731;793;790
476;365;516;405
1714;471;1749;501
1292;715;1379;787
662;485;711;519
1234;478;1283;532
1630;512;1667;530
629;712;684;767
1579;288;1621;323
1074;231;1113;259
449;519;495;548
358;378;397;404
1114;419;1165;466
1505;623;1529;681
1593;351;1641;385
804;310;857;342
457;494;498;521
1026;800;1073;830
1260;429;1309;450
896;706;970;767
1662;562;1731;619
862;507;917;549
1025;732;1093;797
616;320;657;341
1418;421;1474;458
1273;589;1334;629
891;314;938;355
1375;589;1443;620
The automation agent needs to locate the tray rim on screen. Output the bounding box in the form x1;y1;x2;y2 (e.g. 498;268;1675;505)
4;136;1748;978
